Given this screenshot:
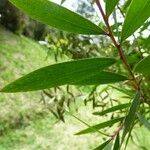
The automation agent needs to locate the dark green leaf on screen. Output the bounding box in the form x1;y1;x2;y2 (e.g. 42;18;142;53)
134;56;150;76
121;0;150;41
93;103;130;116
106;0;119;17
0;58;119;93
10;0;105;35
75;117;124;135
113;133;120;150
137;113;150;131
94;139;112;150
122;92;141;142
75;71;127;85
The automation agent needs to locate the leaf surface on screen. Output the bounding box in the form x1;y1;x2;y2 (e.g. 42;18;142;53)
113;133;120;150
134;56;150;76
1;58;125;92
137;113;150;131
94;139;112;150
75;117;124;135
106;0;119;16
10;0;104;35
122;92;140;142
93;103;130;116
121;0;150;41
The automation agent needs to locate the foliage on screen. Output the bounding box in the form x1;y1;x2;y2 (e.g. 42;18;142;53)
0;28;104;149
1;0;150;149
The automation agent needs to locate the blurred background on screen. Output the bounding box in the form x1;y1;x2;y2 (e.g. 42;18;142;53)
0;0;150;149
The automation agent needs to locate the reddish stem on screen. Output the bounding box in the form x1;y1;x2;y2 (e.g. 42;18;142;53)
96;0;140;91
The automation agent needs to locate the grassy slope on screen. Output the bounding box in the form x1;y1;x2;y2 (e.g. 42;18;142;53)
0;26;149;150
0;27;101;150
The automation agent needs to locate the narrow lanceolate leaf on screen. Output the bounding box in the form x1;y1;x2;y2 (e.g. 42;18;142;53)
75;71;127;85
137;113;150;131
143;35;150;49
0;58;120;93
9;0;104;35
75;117;124;135
93;103;130;116
106;0;119;17
134;56;150;76
104;140;113;150
122;92;141;142
94;139;112;150
113;133;120;150
121;0;150;41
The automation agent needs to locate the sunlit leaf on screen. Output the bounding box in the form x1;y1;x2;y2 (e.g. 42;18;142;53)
134;56;150;76
106;0;119;17
140;21;150;32
104;140;113;150
113;133;120;150
121;0;150;41
9;0;105;35
1;58;123;92
94;139;112;150
137;113;150;131
122;92;141;142
75;117;124;135
123;0;132;11
93;103;130;116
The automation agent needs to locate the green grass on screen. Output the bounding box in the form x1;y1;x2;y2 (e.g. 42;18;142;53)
0;26;149;150
0;26;101;150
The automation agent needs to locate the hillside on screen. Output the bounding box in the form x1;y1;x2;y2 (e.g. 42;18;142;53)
0;26;149;150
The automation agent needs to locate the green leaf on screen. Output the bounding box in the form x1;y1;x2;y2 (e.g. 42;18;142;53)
134;56;150;76
113;133;120;150
9;0;105;35
137;113;150;131
123;0;132;12
1;58;121;93
106;0;119;17
75;71;127;85
140;21;150;32
75;117;124;135
143;35;150;49
93;103;130;116
103;140;113;150
122;92;141;142
94;139;112;150
121;0;150;41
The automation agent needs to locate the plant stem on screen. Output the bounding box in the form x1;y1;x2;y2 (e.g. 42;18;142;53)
96;0;140;91
111;125;123;139
117;5;143;58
